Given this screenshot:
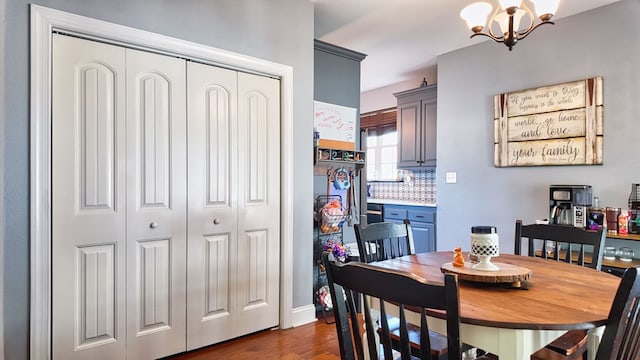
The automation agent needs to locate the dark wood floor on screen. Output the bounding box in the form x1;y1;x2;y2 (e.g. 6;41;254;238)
165;319;341;360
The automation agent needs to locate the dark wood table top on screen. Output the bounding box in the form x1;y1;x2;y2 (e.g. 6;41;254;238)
372;252;621;331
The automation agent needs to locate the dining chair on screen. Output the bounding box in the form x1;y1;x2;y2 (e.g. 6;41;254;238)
321;251;462;360
514;220;606;270
354;220;415;263
354;221;498;359
354;220;451;358
531;266;640;360
515;220;606;360
594;266;640;359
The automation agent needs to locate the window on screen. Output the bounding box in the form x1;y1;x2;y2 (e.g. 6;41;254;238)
366;129;397;180
361;108;398;181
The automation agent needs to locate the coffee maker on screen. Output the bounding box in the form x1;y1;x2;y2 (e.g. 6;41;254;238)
549;185;593;227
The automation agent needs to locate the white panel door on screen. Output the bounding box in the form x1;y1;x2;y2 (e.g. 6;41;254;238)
236;72;280;335
125;48;187;359
52;34;127;360
186;64;280;348
186;61;238;349
53;34;278;359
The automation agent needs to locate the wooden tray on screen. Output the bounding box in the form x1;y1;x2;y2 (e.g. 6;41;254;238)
441;261;532;288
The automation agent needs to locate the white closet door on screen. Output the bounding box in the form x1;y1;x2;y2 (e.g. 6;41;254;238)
125;48;187;359
186;61;239;349
52;34;127;360
52;34;278;359
186;64;280;348
236;72;280;335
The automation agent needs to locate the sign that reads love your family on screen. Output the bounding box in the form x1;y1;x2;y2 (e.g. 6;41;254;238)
494;77;603;167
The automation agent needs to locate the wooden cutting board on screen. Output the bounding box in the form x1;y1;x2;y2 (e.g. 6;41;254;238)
441;261;532;287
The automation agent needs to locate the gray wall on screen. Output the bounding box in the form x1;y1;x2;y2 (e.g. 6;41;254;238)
313;40;366;245
0;0;5;355
1;1;313;358
436;0;640;254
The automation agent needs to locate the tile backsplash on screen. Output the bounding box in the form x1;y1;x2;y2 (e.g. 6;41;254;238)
368;167;436;204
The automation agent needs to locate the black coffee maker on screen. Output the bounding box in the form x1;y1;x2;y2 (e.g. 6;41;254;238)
549;185;592;227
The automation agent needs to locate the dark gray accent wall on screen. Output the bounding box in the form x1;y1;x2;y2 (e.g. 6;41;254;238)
313;39;366;245
436;0;640;254
1;1;313;358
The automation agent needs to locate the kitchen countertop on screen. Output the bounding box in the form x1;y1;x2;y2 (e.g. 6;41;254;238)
367;198;437;207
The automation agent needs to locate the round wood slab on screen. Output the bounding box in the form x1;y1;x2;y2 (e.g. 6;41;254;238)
441;261;532;286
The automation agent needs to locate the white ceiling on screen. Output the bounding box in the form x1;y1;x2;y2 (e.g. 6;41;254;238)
313;0;621;92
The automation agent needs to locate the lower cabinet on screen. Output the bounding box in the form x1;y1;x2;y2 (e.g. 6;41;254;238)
384;205;436;253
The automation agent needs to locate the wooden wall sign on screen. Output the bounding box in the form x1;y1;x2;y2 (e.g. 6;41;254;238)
494;77;603;167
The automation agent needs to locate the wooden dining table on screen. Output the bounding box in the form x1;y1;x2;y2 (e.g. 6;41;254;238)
370;251;621;360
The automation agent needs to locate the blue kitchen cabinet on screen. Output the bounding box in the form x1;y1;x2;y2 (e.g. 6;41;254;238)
383;204;436;253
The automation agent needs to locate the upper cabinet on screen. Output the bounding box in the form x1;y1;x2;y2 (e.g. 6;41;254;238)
394;85;437;168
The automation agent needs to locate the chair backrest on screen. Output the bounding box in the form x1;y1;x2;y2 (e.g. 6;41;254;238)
354;220;415;263
595;266;640;359
321;252;462;360
514;220;606;270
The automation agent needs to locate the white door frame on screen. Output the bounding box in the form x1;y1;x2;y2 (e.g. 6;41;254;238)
29;5;295;359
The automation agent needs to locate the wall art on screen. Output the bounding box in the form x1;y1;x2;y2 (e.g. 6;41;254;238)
494;77;603;167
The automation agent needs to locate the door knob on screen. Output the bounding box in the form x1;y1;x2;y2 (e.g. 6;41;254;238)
213;218;221;225
149;222;158;229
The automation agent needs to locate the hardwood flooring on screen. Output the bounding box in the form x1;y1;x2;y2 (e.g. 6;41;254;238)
165;319;341;360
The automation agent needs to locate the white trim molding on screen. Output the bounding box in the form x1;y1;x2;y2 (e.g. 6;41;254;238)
30;5;295;359
291;305;318;328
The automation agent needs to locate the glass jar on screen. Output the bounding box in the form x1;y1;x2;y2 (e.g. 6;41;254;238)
603;246;616;260
618;247;635;262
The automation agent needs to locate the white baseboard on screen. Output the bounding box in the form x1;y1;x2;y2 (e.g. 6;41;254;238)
289;304;317;327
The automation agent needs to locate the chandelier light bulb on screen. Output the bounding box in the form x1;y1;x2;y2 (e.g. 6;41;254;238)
498;0;523;10
530;0;559;20
460;2;493;32
494;8;526;34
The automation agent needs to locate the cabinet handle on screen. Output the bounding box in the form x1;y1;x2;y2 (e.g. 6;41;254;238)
415;215;425;219
149;222;158;229
213;218;221;225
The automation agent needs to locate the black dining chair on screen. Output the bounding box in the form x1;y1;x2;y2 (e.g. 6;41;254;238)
321;251;462;360
515;220;606;270
355;221;454;358
354;221;497;360
515;220;606;360
354;220;415;263
532;266;640;360
594;266;640;359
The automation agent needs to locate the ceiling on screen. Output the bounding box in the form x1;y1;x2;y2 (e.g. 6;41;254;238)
313;0;621;92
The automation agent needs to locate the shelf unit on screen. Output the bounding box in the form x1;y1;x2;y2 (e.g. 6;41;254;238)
313;146;365;176
530;232;640;277
313;195;347;323
602;233;640;276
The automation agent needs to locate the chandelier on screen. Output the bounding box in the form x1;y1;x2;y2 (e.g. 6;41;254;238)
460;0;560;51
